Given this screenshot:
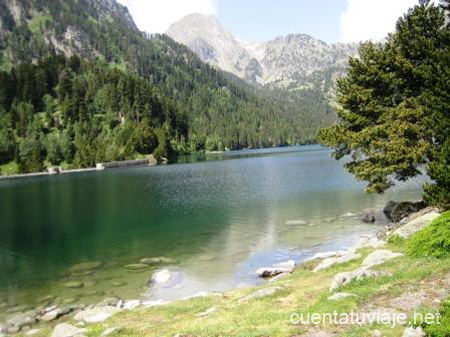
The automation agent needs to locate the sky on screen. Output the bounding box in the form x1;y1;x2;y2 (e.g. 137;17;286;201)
117;0;423;43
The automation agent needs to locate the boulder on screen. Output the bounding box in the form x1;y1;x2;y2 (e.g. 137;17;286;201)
51;323;85;337
142;300;171;307
96;297;122;308
362;250;403;268
256;267;291;278
6;311;37;330
25;329;41;336
383;201;426;223
69;261;102;273
273;260;296;272
39;306;77;322
304;251;348;262
313;251;361;272
393;211;440;238
150;269;172;284
269;272;290;283
328;293;357;301
123;300;141;310
74;306;121;323
330;268;392;291
354;237;386;250
238;287;283;303
403;327;425;337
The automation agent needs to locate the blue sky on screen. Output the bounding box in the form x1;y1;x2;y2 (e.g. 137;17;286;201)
217;0;347;42
118;0;421;43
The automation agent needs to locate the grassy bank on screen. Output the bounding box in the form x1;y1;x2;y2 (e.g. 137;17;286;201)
23;214;450;337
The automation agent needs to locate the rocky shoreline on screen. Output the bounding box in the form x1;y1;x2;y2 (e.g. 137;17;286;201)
0;201;441;337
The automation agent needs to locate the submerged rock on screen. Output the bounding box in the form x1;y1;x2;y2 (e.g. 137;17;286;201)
51;323;85;337
124;263;150;271
140;257;176;265
96;297;122;308
70;261;103;274
285;220;308;226
111;281;127;287
63;281;84;289
362;250;403;268
238;287;284;303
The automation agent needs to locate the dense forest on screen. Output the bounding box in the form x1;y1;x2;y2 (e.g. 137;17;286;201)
0;0;337;174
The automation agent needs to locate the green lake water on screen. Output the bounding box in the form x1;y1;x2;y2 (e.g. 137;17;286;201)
0;145;424;317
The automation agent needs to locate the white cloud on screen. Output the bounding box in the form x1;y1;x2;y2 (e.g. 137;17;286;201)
340;0;419;42
117;0;218;33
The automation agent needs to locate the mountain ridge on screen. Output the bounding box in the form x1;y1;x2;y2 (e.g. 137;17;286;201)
167;13;358;92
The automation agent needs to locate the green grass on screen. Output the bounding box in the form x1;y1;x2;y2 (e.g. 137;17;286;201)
408;211;450;258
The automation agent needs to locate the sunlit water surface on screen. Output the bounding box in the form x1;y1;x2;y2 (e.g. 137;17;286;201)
0;146;424;317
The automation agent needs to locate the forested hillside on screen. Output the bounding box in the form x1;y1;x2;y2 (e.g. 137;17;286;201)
0;0;337;174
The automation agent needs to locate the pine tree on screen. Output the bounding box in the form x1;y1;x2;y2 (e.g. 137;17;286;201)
319;2;450;203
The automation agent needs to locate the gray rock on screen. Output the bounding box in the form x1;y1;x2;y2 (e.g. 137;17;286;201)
354;237;386;250
273;260;296;272
362;213;376;223
256;267;291;278
285;220;308;226
313;251;361;272
74;306;121;323
330;268;392;291
383;201;426;223
6;310;37;329
39;306;76;322
100;327;123;336
196;307;217;317
51;323;85;337
63;281;84;289
327;293;357;301
362;250;403;268
403;327;425;337
268;272;290;283
238;287;283;303
123;300;141;310
70;261;102;273
305;251;348;262
142;300;171;307
25;329;41;336
393;211;440;238
151;269;173;284
96;297;122;308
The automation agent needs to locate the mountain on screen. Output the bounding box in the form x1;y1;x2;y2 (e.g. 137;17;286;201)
0;0;341;174
167;14;358;93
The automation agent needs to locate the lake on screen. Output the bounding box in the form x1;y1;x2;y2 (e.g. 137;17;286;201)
0;145;424;316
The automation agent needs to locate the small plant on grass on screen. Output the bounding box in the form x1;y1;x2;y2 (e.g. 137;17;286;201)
408;212;450;258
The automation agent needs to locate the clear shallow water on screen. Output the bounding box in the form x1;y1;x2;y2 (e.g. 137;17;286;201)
0;145;424;316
